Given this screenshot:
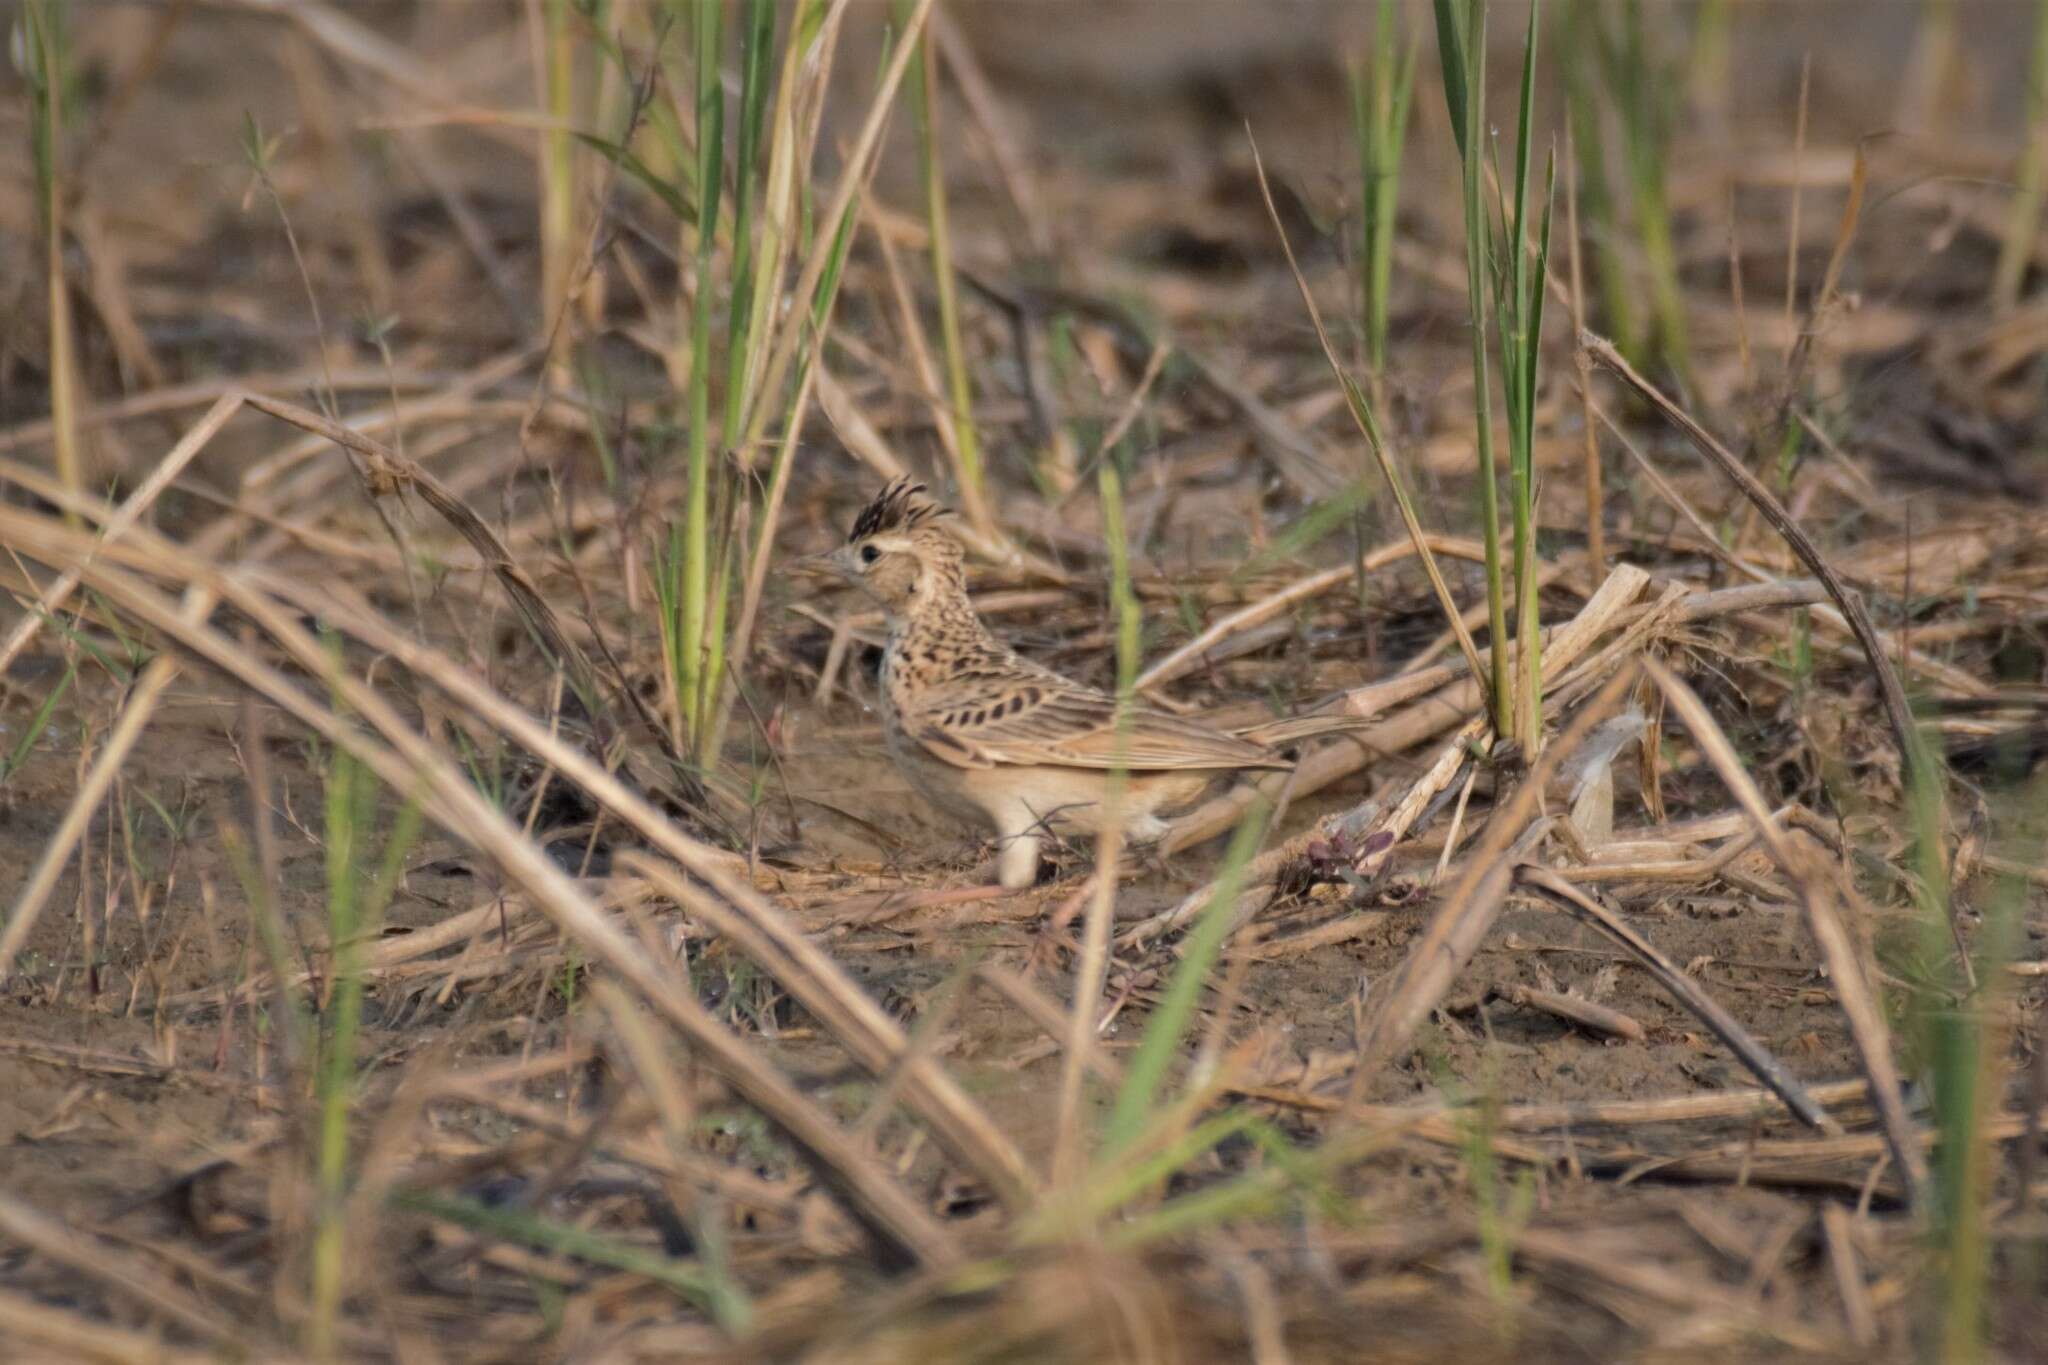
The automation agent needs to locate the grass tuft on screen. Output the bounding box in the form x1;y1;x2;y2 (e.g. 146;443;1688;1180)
309;724;422;1358
1103;800;1270;1157
1561;0;1689;387
1432;0;1554;750
1348;0;1418;401
23;0;82;518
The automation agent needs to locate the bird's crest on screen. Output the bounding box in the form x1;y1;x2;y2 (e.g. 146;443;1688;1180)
848;477;948;542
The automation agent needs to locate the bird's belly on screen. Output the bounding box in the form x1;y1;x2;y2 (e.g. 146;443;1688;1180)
880;709;988;825
884;740;1224;841
993;766;1224;839
885;728;985;823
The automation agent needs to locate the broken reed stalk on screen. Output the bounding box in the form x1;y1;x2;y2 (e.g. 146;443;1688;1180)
1643;656;1929;1211
1344;661;1643;1102
1344;562;1654;888
1579;331;1940;862
1242;1071;1879;1130
1497;983;1642;1040
1138;560;1656;943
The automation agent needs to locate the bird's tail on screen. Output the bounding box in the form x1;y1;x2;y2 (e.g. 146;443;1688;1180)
1232;712;1374;749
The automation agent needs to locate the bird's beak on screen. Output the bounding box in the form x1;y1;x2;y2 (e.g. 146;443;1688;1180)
788;551;842;583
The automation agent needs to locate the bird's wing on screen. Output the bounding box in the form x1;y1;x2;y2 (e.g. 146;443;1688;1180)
905;668;1288;772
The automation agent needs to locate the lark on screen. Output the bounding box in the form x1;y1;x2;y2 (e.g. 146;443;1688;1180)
807;478;1338;888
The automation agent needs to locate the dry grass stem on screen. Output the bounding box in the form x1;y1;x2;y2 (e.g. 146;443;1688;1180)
1518;865;1837;1131
1643;657;1929;1208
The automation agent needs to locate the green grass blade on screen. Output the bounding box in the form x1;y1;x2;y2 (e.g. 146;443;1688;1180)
895;0;984;501
1433;0;1471;163
1432;0;1510;739
1101;465;1141;700
0;660;73;787
678;0;727;759
722;0;777;437
1525;156;1558;419
1103;1116;1358;1251
1354;0;1419;385
1560;0;1639;362
394;1189;752;1330
1102;801;1271;1155
573;130;695;223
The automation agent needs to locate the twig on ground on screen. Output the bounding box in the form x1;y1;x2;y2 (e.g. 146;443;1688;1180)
1518;866;1838;1132
1644;656;1928;1209
1497;982;1644;1041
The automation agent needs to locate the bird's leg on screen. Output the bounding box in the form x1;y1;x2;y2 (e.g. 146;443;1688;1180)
1117;809;1188;886
995;820;1044;890
1126;812;1172;844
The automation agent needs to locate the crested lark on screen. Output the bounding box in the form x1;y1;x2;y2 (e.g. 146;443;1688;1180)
808;478;1336;888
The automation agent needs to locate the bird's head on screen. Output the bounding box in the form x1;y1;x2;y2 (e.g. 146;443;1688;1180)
802;477;965;618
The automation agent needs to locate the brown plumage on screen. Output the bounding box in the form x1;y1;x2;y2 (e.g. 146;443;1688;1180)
809;479;1343;888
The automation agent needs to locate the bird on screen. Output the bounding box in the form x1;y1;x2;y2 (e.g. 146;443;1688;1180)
802;477;1353;889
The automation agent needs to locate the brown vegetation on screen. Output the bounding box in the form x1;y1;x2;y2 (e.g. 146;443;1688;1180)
1;2;2046;1360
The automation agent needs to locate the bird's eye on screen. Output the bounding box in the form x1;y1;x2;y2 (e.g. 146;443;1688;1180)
860;544;881;565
